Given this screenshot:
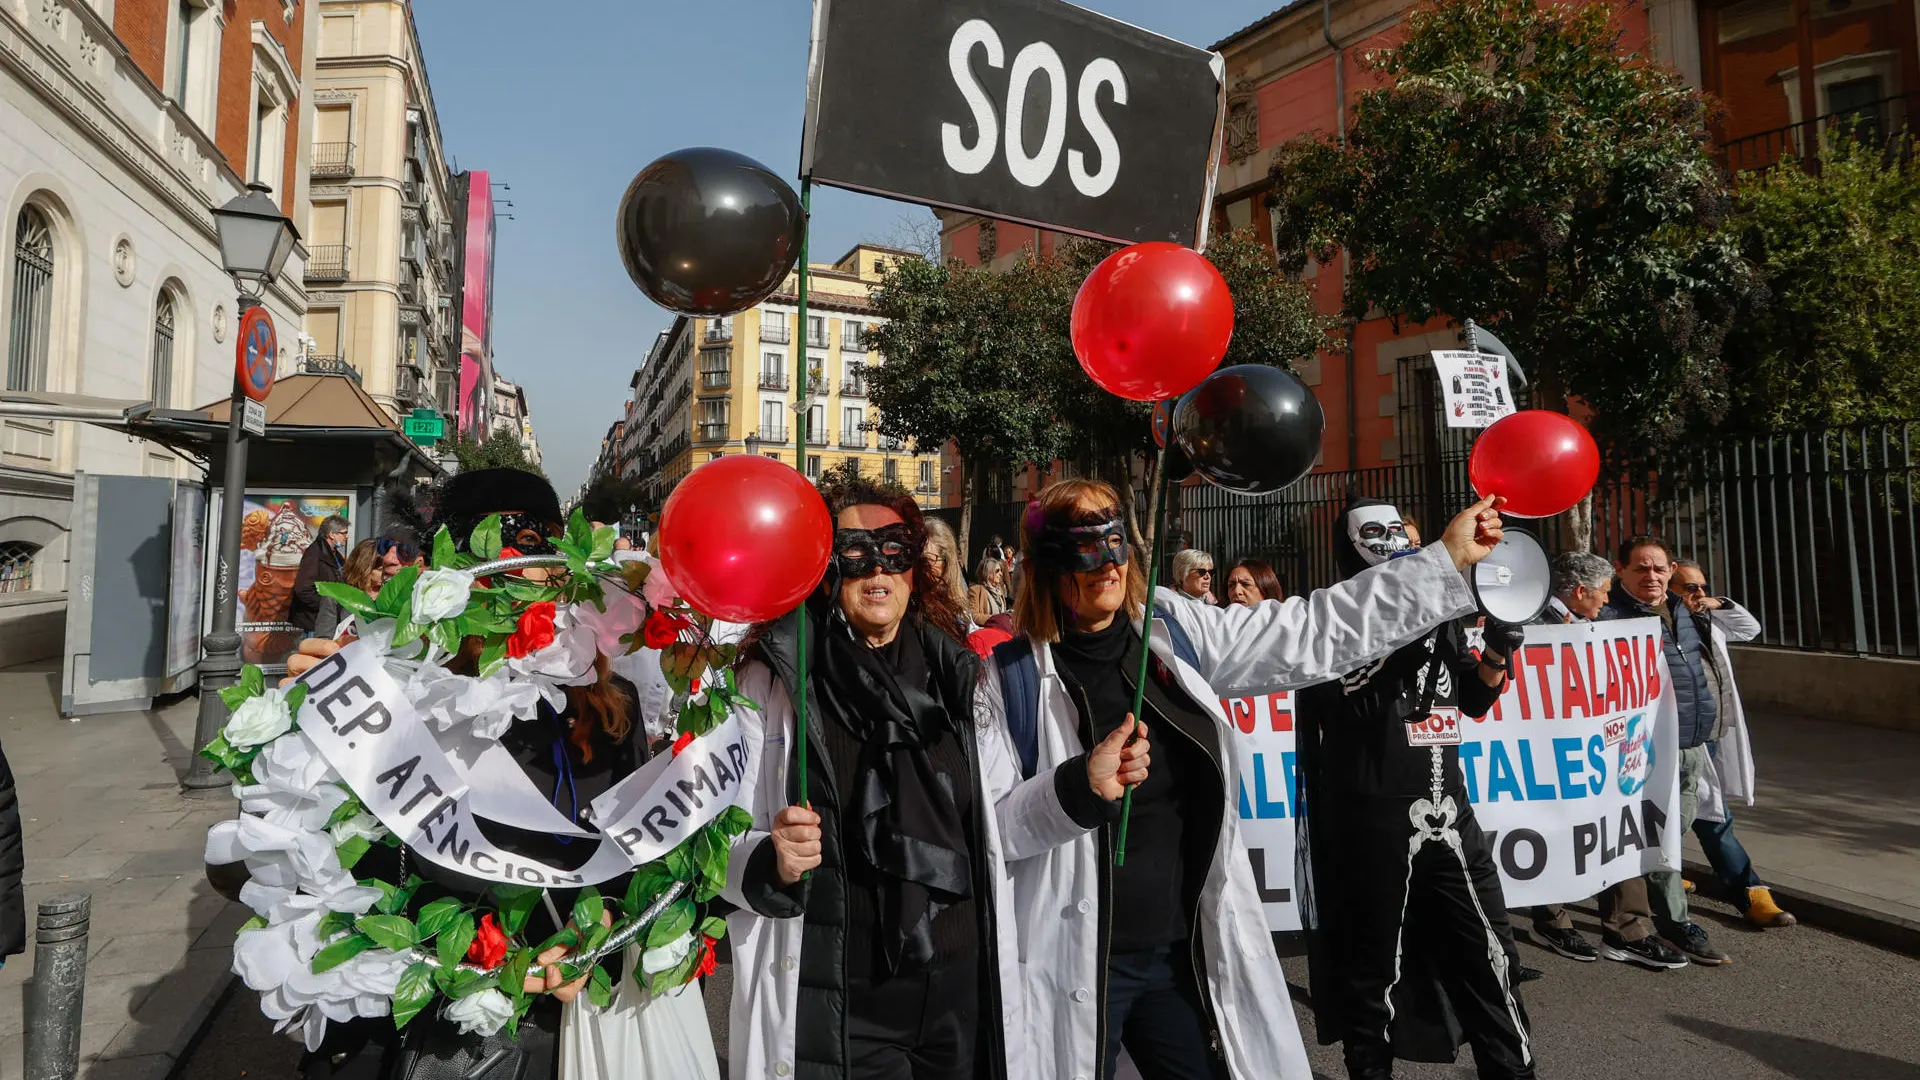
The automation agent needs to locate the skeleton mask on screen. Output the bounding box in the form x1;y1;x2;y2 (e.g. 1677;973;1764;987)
1346;503;1413;567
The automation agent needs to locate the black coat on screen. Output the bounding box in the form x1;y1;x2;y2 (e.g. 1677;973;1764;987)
738;606;1009;1080
0;739;22;959
290;538;346;632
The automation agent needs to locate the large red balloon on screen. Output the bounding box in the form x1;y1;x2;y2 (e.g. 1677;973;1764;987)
658;455;832;622
1469;410;1601;519
1071;242;1234;402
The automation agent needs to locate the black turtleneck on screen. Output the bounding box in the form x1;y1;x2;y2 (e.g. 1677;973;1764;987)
1053;617;1201;952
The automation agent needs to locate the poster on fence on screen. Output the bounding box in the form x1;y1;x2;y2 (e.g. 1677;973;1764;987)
1228;617;1680;930
1430;349;1516;428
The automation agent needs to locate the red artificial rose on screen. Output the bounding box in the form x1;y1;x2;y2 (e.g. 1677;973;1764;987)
507;601;558;658
642;610;686;649
694;935;718;979
465;913;509;969
671;731;695;758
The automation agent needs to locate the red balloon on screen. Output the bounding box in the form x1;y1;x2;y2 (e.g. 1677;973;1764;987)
659;455;832;622
1071;242;1234;401
1469;410;1601;519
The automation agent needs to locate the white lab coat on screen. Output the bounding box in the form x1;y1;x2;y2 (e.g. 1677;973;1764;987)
1696;601;1762;823
977;544;1477;1080
718;656;1035;1080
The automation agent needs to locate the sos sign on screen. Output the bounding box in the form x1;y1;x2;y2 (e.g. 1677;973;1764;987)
803;0;1224;247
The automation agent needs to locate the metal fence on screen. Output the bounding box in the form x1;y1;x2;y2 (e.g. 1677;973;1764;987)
1594;422;1919;659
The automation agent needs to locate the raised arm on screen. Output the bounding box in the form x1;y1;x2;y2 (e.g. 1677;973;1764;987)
1155;543;1474;697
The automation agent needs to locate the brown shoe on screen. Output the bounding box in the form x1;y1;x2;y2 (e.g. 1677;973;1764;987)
1746;887;1797;928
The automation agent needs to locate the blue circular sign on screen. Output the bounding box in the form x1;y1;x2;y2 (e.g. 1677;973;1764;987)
237;306;277;402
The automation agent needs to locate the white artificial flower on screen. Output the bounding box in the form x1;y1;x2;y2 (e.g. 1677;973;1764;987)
444;988;515;1037
224;688;293;749
250;732;342;793
509;621;598;687
640;556;680;609
640;931;695;975
572;587;647;658
411;569;475;623
327;812;387;844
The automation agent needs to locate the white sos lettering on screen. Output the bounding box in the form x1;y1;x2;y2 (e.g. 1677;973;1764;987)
941;18;1127;196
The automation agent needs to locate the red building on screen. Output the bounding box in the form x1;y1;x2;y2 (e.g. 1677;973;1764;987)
938;0;1917;505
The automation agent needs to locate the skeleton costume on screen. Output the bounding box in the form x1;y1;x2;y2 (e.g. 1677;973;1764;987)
1296;499;1535;1080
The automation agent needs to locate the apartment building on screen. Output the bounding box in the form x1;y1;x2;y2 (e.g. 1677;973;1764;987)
301;0;459;419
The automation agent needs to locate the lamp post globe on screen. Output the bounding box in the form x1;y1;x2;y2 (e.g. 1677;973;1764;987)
185;183;300;791
744;433;762;458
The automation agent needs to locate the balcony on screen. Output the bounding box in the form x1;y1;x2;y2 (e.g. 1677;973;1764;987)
841;331;867;353
1720;91;1916;176
761;325;790;344
806;428;828;447
306;245;350;282
699;370;732;392
696;423;729;444
298;354;362;385
757;424;788;444
704;323;733;344
402;179;422;207
839;433;869;450
841;377;867;398
758;371;788;391
312;141;355;179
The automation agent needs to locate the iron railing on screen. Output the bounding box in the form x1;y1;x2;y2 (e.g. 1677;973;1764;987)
758;424;788;444
1720;91;1916;175
839;434;868;450
298;354;362;384
699;370;731;391
1594;422;1919;658
758;371;788;391
761;326;789;344
311;141;355;178
306;245;350;282
696;423;728;444
841;378;867;397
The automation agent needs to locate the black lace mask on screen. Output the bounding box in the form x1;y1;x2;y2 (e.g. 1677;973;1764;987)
833;524;922;579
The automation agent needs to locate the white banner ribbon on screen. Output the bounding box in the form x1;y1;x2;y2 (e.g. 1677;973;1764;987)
293;641;752;888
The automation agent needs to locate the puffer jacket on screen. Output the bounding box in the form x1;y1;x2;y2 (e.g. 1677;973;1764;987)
1;739;24;959
1600;585;1719;748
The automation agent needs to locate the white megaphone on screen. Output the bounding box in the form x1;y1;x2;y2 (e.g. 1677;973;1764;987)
1466;527;1552;624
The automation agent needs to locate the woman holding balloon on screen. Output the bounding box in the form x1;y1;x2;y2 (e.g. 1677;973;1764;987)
690;470;1147;1080
976;477;1509;1080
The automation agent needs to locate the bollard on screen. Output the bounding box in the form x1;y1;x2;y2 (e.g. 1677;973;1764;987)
24;893;90;1080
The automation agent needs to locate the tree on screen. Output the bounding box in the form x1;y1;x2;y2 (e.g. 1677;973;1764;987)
577;475;644;527
1267;0;1755;457
450;430;543;477
1719;132;1920;430
866;230;1326;555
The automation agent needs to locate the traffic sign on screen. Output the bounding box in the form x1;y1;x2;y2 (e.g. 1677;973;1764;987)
237;306;277;402
403;408;446;445
241;398;267;437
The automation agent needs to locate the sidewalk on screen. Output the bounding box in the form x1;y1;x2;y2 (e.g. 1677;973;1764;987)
1681;709;1920;952
0;659;244;1080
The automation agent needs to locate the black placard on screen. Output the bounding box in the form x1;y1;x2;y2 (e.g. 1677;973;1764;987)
802;0;1224;247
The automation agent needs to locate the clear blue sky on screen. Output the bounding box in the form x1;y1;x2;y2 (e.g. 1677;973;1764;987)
412;0;1272;494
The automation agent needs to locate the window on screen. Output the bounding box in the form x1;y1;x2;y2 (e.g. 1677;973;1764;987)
699;350;730;390
843;406;864;446
151;290;177;408
884;458;899;483
806;357;824;395
806;403;825;444
806;454;822;479
918;460;935;491
760;400;785;440
8;207;55;393
762;310;788;343
170;0;220;129
844;457;861;478
759;352;785;389
842;319;866;351
0;541;37;593
173;0;195;98
763;452;781;464
807;315;827;348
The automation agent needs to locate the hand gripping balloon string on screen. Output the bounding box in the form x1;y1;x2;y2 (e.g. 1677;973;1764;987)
1117;436;1174;867
410;880;691;980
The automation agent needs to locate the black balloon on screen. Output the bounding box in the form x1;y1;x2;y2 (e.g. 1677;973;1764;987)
1171;364;1325;495
615;147;804;317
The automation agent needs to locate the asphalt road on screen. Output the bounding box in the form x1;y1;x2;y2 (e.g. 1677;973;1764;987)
176;891;1920;1079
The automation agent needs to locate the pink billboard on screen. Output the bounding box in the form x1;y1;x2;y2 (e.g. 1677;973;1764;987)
459;171;497;437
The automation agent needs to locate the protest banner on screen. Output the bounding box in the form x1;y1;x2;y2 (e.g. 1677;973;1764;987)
802;0;1226;246
1431;349;1518;429
1227;617;1681;931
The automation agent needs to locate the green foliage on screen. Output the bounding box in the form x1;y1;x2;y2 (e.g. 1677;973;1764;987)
1266;0;1755;450
1721;132;1920;430
578;475;645;526
451;430;543;477
865;231;1324;510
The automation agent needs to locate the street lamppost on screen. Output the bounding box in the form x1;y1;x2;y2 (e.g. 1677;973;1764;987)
744;432;762;459
184;183;300;791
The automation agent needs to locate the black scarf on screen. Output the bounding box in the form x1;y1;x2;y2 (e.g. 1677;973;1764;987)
812;602;974;973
